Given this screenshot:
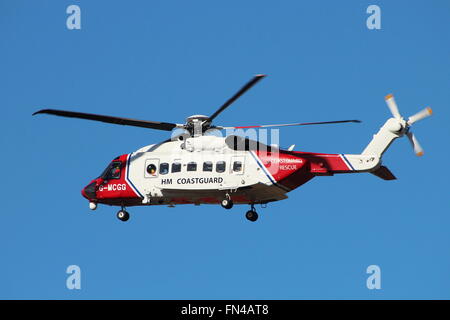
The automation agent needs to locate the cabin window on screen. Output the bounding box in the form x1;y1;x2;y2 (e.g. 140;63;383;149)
233;161;243;172
216;161;226;173
203;161;213;172
187;162;197;172
146;164;157;175
172;162;181;173
160;163;169;175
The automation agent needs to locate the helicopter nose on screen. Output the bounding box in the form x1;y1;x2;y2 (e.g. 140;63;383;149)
82;181;97;200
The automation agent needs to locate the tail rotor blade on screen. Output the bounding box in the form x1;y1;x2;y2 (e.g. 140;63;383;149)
407;131;424;156
385;94;402;119
407;107;432;125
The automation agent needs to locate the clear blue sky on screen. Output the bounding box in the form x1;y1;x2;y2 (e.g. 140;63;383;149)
1;0;449;299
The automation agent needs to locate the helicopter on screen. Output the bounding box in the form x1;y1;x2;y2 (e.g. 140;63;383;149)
33;74;432;222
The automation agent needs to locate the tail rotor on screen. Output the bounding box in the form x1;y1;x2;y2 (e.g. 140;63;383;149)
384;94;432;156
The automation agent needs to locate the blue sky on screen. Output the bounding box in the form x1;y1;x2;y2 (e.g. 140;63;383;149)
1;0;449;299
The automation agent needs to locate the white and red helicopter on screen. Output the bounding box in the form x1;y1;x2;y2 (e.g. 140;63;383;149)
33;75;432;222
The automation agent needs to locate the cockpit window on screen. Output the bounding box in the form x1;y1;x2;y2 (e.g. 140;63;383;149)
101;161;122;180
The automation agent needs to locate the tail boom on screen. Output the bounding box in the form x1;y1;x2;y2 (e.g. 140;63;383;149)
289;151;381;175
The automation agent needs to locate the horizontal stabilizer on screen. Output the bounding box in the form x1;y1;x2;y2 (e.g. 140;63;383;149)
371;166;396;180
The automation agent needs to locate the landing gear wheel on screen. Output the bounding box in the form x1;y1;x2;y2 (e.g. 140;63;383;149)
221;198;233;209
245;210;258;222
117;210;130;222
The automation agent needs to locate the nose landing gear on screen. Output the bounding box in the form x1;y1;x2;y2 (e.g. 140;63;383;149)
117;207;130;222
245;204;258;222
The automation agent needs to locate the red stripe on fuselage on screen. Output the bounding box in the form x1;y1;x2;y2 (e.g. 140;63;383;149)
289;151;351;173
254;150;313;190
253;150;352;191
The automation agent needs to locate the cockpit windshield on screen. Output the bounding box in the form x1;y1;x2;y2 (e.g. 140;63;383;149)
99;161;122;180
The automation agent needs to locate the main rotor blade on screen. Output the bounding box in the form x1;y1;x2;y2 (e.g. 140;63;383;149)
33;109;181;131
208;74;266;122
219;119;362;130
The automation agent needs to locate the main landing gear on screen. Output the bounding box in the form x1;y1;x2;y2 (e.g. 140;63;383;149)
117;207;130;222
221;194;233;209
245;205;258;222
221;195;259;222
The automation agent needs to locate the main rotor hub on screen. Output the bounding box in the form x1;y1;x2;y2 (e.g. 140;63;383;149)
185;114;210;124
185;115;211;136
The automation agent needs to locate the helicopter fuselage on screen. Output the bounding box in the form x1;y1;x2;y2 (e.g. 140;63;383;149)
81;135;378;208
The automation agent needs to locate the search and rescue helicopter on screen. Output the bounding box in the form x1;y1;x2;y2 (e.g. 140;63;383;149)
33;75;432;222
